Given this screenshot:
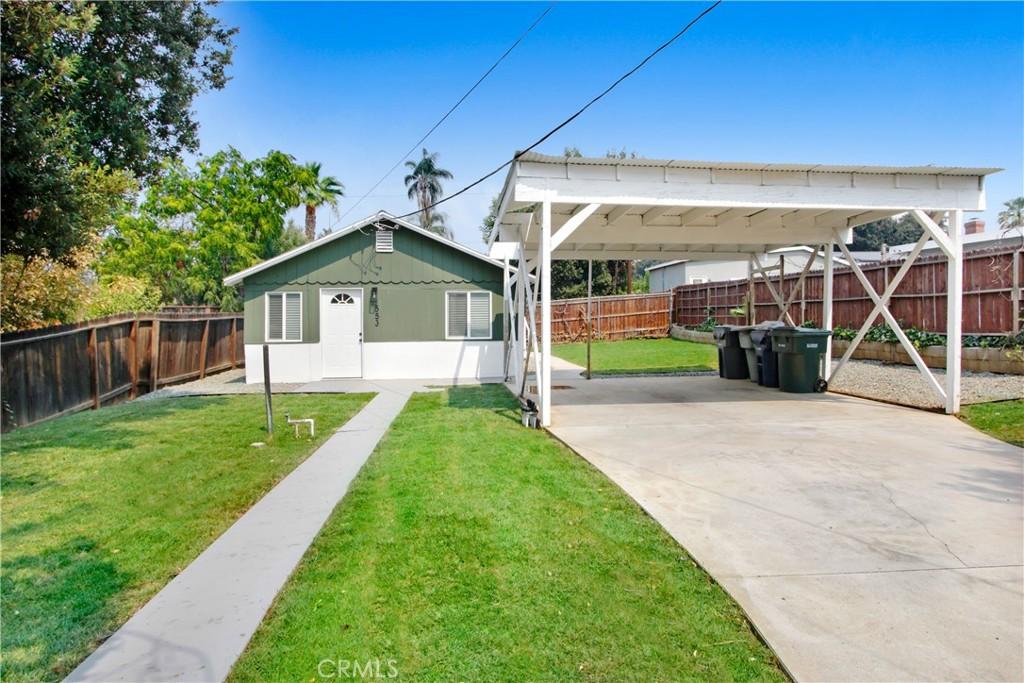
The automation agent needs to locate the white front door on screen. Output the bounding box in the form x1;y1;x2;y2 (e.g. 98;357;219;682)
321;288;363;378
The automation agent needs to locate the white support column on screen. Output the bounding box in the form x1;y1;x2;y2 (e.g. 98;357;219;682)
540;200;553;427
502;256;511;381
946;210;963;414
822;241;834;380
515;247;526;389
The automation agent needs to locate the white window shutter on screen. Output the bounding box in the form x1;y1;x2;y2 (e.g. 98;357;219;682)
447;292;467;338
268;293;284;340
284;292;302;341
469;292;490;338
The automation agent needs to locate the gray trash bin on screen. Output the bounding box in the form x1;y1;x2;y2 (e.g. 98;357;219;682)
737;327;758;383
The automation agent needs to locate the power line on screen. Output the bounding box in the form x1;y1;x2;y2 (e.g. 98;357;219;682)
392;0;723;224
331;2;556;229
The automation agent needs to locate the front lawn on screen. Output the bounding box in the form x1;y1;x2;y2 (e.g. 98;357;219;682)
553;336;718;375
959;399;1024;447
1;392;372;682
231;385;782;681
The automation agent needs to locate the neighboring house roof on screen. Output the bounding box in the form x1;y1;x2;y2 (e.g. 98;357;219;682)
646;246;852;272
645;259;687;272
887;230;1024;255
224;211;506;286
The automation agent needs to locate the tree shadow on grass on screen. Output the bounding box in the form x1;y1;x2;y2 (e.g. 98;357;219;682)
1;536;129;681
3;396;233;457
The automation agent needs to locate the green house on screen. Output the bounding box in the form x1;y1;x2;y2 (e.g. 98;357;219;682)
224;212;508;382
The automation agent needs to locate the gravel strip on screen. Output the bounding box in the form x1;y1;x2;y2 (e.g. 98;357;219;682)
828;359;1023;409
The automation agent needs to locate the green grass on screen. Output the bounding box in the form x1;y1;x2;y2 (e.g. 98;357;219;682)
553;337;718;375
1;392;372;682
959;399;1024;447
230;385;783;682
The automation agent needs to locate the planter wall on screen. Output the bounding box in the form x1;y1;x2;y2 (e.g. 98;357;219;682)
670;325;715;344
831;339;1023;375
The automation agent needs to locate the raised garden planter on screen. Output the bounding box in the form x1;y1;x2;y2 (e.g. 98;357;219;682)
670;325;714;344
831;339;1023;375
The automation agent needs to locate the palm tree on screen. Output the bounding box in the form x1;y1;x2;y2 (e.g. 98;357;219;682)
998;197;1024;234
301;163;344;242
404;148;453;235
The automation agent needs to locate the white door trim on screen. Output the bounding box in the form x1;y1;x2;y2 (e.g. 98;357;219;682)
319;287;364;378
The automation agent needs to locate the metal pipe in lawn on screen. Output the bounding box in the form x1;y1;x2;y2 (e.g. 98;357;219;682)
262;343;273;437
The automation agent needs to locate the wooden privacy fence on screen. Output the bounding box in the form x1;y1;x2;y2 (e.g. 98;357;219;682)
539;292;672;343
672;246;1023;334
1;311;244;432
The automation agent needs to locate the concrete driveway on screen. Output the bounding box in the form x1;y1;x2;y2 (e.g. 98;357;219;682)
546;374;1023;682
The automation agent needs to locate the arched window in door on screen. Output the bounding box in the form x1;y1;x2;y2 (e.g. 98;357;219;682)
330;292;355;305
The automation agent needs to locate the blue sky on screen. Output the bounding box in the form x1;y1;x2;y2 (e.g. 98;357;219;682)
194;1;1024;248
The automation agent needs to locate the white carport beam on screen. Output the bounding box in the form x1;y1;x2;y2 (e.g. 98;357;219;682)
551;203;600;251
540;200;553;427
910;209;956;259
605;205;631;226
641;206;671;225
751;253;797;325
678;207;712;225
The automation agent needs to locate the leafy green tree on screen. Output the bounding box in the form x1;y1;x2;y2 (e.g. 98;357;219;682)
850;214;924;251
1;0;235;269
300;163;344;241
1;2;131;264
81;275;163;319
71;1;236;178
998;197;1024;233
101;148;307;309
404;148;453;236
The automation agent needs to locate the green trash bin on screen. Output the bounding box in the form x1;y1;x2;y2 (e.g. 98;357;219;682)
771;328;832;393
714;325;749;379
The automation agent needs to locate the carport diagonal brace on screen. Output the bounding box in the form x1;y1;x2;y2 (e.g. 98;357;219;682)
832;229;946;403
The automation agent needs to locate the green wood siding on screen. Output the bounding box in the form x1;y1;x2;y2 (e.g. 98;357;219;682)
242;226;504;344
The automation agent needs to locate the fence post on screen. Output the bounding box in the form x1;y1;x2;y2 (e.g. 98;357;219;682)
263;343;273;437
129;319;139;399
88;326;100;409
230;317;238;368
198;319;210;379
150;318;161;392
1013;250;1021;335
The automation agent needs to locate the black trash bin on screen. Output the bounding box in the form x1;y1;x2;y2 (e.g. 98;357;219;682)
751;323;789;387
714;325;749;379
771;327;832;393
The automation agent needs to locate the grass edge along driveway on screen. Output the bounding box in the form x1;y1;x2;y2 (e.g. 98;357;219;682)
553;337;718;376
231;385;783;681
1;392;373;682
959;399;1024;447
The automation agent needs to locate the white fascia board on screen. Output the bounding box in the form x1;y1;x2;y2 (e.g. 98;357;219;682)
225;211;510;286
512;178;986;213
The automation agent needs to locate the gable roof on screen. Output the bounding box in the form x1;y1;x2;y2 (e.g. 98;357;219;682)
224;211;505;286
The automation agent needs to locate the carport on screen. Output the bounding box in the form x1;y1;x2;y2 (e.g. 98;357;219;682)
488;152;999;425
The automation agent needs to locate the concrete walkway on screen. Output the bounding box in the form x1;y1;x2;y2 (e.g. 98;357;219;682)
546;372;1023;682
68;384;414;682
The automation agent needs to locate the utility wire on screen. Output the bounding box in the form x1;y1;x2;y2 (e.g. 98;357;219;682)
392;0;722;223
331;2;556;229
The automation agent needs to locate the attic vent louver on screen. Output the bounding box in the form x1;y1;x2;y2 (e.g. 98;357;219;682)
375;229;393;253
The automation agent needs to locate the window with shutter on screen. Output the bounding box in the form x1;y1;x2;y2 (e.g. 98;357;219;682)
445;291;491;340
266;291;302;342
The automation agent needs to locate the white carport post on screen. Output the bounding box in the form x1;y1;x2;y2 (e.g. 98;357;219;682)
822;239;834;380
945;210;964;414
539;199;553;427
